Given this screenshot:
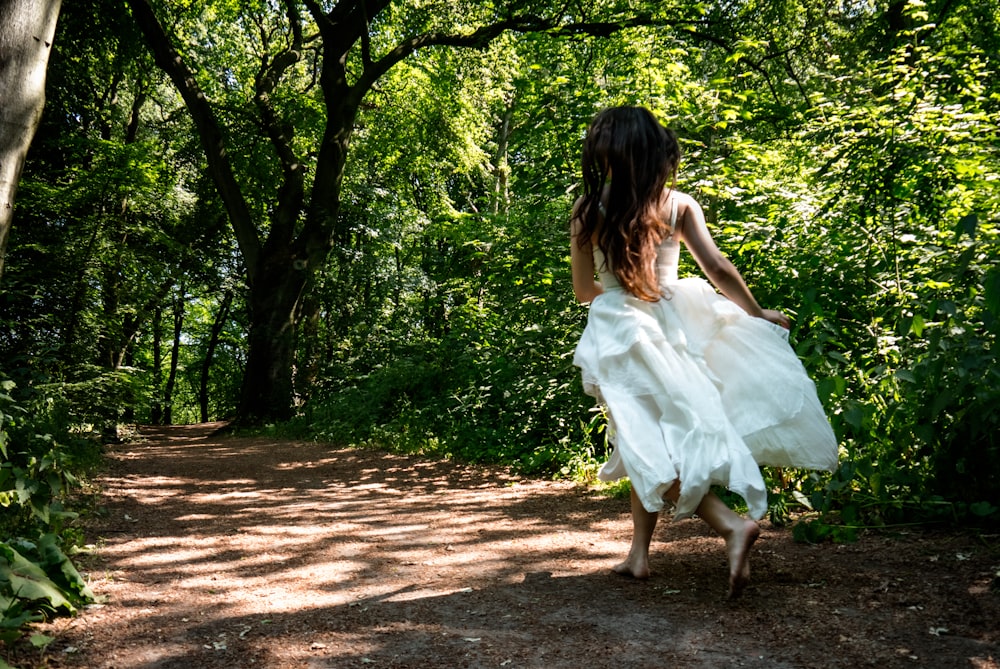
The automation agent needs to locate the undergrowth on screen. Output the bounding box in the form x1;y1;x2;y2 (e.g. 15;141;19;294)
1;373;112;659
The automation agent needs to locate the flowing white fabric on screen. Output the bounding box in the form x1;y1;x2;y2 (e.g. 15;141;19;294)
573;204;838;520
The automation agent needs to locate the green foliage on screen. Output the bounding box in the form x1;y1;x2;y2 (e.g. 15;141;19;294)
779;6;1000;533
34;366;145;437
0;377;99;641
0;536;95;632
296;203;596;474
4;0;242;429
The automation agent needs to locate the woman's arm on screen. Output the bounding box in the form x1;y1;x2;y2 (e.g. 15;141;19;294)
674;193;790;328
569;200;604;304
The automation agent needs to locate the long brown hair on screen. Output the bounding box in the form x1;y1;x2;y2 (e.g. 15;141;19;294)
576;107;680;301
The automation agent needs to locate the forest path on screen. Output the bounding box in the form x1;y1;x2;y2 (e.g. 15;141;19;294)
16;424;1000;668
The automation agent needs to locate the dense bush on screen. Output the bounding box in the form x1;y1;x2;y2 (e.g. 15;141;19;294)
1;375;104;644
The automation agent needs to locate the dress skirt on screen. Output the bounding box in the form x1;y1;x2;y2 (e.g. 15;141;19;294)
573;278;839;520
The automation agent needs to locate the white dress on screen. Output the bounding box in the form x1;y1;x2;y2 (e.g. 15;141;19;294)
573;199;839;520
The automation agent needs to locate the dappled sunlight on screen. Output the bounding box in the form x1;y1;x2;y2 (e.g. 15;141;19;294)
83;425;634;648
47;425;997;669
272;457;344;471
107;545;216;567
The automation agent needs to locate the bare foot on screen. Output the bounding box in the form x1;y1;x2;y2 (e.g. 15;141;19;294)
612;555;650;580
726;519;760;599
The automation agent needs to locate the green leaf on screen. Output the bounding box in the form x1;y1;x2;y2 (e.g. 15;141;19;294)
30;633;55;648
791;490;813;510
970;501;998;518
0;544;76;614
38;534;96;601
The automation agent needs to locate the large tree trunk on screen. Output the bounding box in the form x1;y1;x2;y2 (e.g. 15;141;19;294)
239;263;307;423
126;0;359;425
0;0;62;280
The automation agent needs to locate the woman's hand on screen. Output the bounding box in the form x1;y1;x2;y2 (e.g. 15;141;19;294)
762;308;791;330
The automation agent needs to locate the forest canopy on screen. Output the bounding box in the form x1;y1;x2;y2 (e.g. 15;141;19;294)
2;0;999;625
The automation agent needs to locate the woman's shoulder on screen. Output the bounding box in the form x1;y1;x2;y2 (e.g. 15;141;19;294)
665;189;705;218
660;190;706;238
655;189;688;220
666;189;700;210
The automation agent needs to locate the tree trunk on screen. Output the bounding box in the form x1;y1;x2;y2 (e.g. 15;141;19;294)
0;0;61;280
200;290;232;423
150;305;163;424
238;258;309;423
163;288;185;425
294;288;321;409
492;101;515;215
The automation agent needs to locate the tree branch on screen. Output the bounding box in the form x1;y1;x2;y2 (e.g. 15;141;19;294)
353;13;701;99
254;0;307;246
359;0;372;67
684;28;784;110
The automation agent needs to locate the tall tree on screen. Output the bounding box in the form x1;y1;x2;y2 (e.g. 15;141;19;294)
0;0;62;280
122;0;704;424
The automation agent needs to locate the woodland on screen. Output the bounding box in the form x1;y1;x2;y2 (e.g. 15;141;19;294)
0;0;998;645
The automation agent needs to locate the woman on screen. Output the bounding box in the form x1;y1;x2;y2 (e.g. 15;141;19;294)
570;106;838;598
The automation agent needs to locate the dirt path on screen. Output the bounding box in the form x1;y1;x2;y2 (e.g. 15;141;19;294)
9;424;999;668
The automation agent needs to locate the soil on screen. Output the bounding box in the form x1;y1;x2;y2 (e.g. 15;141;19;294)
4;423;999;669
